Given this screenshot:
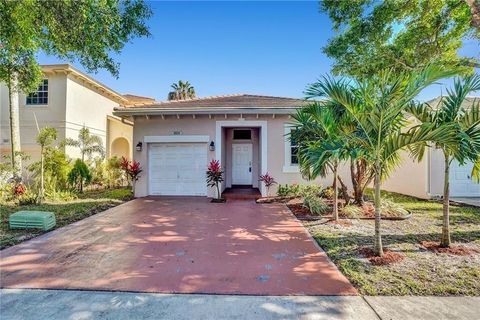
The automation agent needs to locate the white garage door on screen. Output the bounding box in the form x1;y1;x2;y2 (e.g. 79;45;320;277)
148;143;208;196
450;160;480;197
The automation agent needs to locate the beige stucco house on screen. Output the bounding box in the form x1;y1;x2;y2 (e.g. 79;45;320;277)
114;94;479;199
114;94;352;198
0;64;138;168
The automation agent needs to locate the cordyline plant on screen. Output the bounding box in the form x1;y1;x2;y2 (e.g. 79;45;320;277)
206;160;224;199
259;172;277;197
120;157;142;194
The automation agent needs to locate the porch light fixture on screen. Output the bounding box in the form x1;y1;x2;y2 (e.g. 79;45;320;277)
136;142;143;152
209;141;215;151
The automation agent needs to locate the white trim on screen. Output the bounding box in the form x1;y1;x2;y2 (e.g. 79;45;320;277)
216;120;268;196
144;135;210;143
283;124;299;173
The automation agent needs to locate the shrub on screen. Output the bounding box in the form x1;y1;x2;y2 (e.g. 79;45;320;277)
276;183;301;197
206;159;224;199
381;198;409;217
342;204;364;218
321;186;335;199
120;157;143;194
45;189;78;202
68;159;92;192
303;194;329;215
299;184;323;198
259;172;277;196
17;190;38;205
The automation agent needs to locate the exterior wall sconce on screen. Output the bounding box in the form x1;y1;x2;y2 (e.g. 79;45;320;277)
136;142;143;152
209;141;215;151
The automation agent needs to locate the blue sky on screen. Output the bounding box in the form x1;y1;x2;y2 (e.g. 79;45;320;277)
37;1;478;102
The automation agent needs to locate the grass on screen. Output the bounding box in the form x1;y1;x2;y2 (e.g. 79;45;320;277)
0;188;133;249
303;190;480;295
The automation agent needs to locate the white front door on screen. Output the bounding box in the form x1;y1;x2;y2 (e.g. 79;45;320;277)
232;143;252;185
148;143;208;196
450;160;480;197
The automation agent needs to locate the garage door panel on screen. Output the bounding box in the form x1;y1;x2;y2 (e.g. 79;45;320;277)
450;160;480;197
148;143;208;196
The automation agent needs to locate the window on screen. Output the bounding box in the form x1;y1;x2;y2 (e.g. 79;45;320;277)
290;129;299;165
26;79;48;105
233;129;251;140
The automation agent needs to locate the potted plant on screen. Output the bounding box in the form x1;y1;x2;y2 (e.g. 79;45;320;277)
120;157;142;195
259;172;276;197
206;159;225;202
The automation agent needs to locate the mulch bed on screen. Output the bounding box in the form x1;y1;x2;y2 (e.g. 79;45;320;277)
359;247;405;266
420;241;479;256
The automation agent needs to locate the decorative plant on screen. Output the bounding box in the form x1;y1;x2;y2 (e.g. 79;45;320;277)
206;159;224;200
68;159;92;192
35;127;57;203
259;172;277;197
120;157;143;194
12;182;26;197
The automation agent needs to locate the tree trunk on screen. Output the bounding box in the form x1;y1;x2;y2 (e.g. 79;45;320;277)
465;0;480;32
373;163;384;256
216;182;220;199
351;159;367;205
39;146;44;203
8;73;22;179
332;163;338;221
441;152;451;248
337;174;350;204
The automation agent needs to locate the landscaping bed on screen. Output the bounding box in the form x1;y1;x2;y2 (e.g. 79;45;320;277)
302;190;480;295
0;188;133;249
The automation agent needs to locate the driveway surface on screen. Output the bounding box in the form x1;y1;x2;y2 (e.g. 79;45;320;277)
0;197;355;295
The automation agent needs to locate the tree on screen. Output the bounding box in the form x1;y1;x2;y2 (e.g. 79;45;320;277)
0;0;152;177
120;157;142;194
167;80;196;100
65;127;105;163
206;160;224;200
310;65;459;256
292;102;351;220
35;127;57;202
408;74;480;247
68;159;92;193
320;0;477;79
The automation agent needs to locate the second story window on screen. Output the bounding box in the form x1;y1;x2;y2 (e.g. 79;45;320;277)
26;79;48;105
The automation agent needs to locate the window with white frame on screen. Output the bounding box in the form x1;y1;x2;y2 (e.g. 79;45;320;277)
26;79;48;105
284;125;299;171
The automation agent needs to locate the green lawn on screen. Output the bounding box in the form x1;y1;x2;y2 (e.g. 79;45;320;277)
0;188;133;249
304;190;480;296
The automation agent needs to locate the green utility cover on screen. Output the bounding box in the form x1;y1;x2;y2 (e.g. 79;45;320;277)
9;211;56;231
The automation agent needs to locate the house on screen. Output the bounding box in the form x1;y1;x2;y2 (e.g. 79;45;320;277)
0;64;138;168
382;97;480;199
113;94;352;197
114;94;480;199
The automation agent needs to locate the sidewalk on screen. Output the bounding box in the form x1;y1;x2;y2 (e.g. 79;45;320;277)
1;289;479;320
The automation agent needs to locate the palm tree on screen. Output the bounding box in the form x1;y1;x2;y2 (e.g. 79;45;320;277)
292;102;351;220
407;75;480;248
64;127;104;192
308;65;459;256
167;80;196;101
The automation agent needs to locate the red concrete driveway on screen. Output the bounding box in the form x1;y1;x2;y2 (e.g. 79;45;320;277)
0;197;356;295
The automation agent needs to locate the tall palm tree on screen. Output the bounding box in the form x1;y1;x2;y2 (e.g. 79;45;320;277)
167;80;196;101
292;102;351;220
308;65;459;256
407;75;480;247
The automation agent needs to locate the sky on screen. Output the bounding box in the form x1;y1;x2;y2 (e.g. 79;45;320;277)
36;0;479;102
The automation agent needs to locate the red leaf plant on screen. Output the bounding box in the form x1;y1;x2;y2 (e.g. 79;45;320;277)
206;159;224;199
13;183;26;197
120;157;143;194
259;172;277;197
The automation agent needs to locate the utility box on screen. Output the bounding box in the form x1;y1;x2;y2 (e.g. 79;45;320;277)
9;211;56;231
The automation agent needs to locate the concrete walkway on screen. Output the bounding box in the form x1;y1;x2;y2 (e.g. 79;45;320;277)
1;289;479;320
451;197;480;207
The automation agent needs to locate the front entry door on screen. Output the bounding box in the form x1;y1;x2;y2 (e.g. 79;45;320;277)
232;143;253;185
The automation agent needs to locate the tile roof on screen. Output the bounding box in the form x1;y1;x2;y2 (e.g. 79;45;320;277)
120;94;308;110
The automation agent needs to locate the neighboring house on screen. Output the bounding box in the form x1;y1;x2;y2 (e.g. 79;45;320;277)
382;97;480;199
0;64;137;170
113;94;352;198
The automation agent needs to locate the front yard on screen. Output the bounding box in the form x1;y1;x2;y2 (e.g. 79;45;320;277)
303;190;480;295
0;188;133;249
